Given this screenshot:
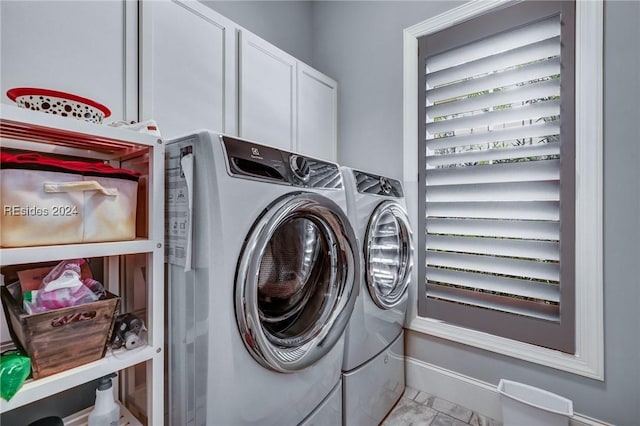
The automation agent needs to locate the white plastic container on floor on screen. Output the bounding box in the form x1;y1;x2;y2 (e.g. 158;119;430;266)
498;379;573;426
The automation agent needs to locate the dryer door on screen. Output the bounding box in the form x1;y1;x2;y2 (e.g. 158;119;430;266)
236;192;359;373
365;200;413;309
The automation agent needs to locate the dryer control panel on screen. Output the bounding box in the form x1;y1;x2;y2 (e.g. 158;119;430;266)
353;170;404;198
221;135;342;189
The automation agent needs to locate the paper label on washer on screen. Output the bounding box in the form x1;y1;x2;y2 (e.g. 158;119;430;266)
165;145;193;269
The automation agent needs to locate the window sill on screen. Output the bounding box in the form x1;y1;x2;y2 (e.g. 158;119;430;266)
407;315;603;380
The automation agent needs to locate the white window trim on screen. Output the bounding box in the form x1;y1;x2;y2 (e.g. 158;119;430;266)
402;0;603;380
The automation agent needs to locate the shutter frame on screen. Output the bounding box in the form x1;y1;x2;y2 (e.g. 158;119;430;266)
417;0;576;354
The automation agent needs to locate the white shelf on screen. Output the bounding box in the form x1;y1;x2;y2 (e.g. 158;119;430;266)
64;402;143;426
0;240;159;266
0;103;164;424
0;104;160;155
0;346;158;412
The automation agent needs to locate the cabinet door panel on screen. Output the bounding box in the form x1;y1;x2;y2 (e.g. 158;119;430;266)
141;0;236;140
0;1;131;122
297;64;338;161
239;31;296;151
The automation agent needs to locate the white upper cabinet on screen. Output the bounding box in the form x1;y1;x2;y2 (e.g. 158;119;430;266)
296;64;338;161
239;31;297;151
140;0;238;140
238;30;338;160
0;1;137;123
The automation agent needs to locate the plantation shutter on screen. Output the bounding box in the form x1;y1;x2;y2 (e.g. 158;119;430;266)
417;1;576;353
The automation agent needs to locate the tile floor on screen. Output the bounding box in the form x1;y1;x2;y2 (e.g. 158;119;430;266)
382;387;501;426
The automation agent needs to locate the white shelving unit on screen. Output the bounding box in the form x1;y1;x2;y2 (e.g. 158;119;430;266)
64;402;142;426
0;104;164;425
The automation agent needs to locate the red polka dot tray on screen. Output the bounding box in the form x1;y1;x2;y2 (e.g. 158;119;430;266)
6;87;111;124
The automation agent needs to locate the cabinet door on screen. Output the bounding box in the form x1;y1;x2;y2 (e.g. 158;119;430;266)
0;1;136;123
296;64;338;161
239;30;297;151
140;0;237;140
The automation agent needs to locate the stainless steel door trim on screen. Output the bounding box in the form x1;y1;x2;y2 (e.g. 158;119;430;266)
365;201;414;309
235;192;359;373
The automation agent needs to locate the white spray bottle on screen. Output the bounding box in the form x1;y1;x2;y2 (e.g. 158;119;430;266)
88;373;120;426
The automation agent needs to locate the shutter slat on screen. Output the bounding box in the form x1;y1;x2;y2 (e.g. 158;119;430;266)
426;180;559;202
426;100;560;136
425;251;559;281
427;78;560;119
427;36;561;87
426;285;560;321
427;57;560;105
426;121;559;150
427;235;560;261
427;159;559;186
426;201;560;220
426;267;560;301
422;10;567;325
426;217;559;240
426;142;559;167
427;15;560;73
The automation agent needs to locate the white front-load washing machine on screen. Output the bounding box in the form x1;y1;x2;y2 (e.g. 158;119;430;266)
340;167;413;426
166;131;360;426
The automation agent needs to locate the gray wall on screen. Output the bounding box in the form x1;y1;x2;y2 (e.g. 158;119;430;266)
206;1;640;424
312;1;464;178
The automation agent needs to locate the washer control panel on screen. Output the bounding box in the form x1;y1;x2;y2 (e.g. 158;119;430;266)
221;135;342;189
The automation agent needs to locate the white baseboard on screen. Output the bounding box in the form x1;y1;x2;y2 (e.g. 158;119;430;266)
405;357;610;426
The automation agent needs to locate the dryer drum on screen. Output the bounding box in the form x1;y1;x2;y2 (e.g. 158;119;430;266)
365;201;413;309
235;192;359;373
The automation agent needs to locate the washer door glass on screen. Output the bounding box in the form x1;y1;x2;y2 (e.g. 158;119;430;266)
365;201;413;309
257;216;332;344
236;192;359;372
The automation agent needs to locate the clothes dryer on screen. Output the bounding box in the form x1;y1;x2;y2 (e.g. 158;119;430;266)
166;131;359;426
340;167;413;426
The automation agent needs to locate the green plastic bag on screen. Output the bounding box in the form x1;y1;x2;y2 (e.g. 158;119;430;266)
0;350;31;401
